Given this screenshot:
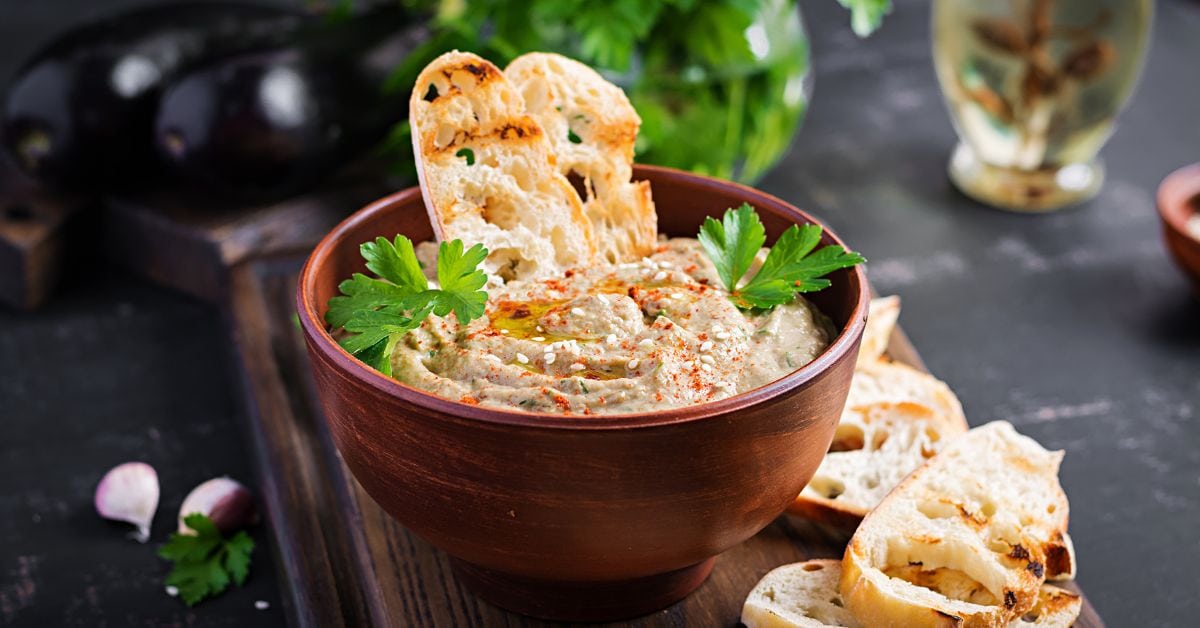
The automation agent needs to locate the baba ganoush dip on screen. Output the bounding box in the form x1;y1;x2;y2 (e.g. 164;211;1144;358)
396;238;835;414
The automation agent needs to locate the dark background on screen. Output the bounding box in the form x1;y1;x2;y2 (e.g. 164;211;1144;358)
2;0;1198;626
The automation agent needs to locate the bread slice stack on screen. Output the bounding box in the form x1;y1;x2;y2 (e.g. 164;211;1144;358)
743;559;1081;628
410;50;656;282
746;421;1079;627
790;297;970;528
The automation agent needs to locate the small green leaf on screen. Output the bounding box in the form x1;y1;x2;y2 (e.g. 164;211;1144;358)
159;514;255;607
697;203;766;293
361;236;427;292
456;147;476;165
567;129;582;144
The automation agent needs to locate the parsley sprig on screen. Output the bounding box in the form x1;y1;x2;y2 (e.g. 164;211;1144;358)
698;203;864;310
158;514;254;607
326;236;489;375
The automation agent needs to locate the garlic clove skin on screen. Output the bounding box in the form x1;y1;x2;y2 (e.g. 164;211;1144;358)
178;477;257;535
95;462;160;543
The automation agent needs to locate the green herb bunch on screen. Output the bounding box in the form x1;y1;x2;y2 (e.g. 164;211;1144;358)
381;0;890;183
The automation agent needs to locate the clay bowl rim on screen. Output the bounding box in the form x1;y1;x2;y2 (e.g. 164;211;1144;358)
297;164;869;431
1158;162;1200;245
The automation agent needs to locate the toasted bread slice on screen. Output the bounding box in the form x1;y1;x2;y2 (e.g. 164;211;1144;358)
858;296;902;367
742;560;857;628
505;52;657;264
742;559;1080;628
840;421;1070;627
845;361;968;434
790;401;968;526
410;51;594;281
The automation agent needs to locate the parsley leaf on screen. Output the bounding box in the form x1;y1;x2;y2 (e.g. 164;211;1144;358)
158;514;254;606
697;205;864;310
838;0;892;37
362;235;428;293
429;240;490;322
698;202;766;293
326;235;489;376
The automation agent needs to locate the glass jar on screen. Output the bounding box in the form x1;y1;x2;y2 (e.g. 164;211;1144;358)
933;0;1153;211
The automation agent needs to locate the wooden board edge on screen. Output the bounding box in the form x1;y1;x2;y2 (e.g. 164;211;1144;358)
226;259;386;627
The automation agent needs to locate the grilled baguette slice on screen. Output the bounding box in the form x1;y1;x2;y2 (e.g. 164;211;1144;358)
845;361;968;433
840;421;1071;627
409;51;593;281
505;52;657;263
790;401;968;527
791;296;969;526
742;560;857;628
742;559;1080;628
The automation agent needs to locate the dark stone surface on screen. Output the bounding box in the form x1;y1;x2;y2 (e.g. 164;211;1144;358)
0;0;1197;626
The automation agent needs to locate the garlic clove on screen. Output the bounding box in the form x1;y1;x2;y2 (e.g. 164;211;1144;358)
95;462;160;543
178;477;257;535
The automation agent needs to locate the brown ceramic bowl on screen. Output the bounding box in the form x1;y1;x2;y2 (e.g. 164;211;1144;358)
1158;163;1200;295
296;165;868;621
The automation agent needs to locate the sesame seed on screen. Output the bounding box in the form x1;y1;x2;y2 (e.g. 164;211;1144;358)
606;334;618;346
639;338;654;346
715;331;731;340
653;271;667;281
701;363;713;372
536;325;544;332
682;360;694;369
531;336;545;342
516;353;529;364
658;260;673;268
571;307;585;316
711;324;724;333
500;329;510;334
627;359;640;370
569;363;586;371
596;294;609;305
671;292;685;299
543;353;556;364
255;600;270;611
165;586;179;597
700;355;715;365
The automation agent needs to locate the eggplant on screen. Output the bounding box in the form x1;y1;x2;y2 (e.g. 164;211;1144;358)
2;2;309;191
153;7;431;199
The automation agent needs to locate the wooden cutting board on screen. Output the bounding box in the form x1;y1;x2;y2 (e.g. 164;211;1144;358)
225;255;1103;628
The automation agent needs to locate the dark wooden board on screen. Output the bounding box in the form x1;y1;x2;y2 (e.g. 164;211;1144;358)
227;255;1103;627
101;175;395;304
0;161;87;309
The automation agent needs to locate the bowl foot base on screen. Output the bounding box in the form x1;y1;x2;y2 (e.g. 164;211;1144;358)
449;556;716;622
948;142;1103;212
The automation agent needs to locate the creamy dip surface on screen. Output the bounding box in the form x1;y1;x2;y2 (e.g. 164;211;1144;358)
397;238;835;415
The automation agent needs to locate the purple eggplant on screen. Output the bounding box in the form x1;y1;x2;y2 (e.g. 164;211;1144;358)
2;2;309;191
153;7;430;199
